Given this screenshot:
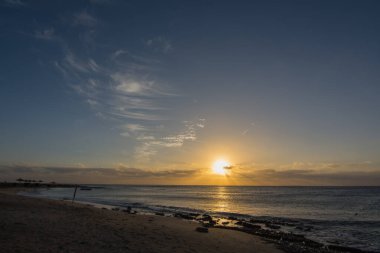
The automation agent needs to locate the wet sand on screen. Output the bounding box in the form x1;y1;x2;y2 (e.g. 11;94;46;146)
0;188;283;253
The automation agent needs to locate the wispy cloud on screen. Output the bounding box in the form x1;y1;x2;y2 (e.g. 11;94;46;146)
55;46;173;122
134;119;206;159
73;10;98;27
111;50;160;66
59;52;101;74
228;161;380;185
112;73;156;96
123;123;147;132
159;119;205;147
250;169;380;186
241;122;255;135
120;123;147;137
112;49;128;59
41;11;200;161
88;0;113;4
145;36;172;53
34;28;55;40
54;42;190;161
2;0;26;7
2;162;379;185
0;164;200;180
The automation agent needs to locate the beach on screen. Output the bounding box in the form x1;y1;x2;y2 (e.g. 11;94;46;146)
0;188;283;253
18;184;379;252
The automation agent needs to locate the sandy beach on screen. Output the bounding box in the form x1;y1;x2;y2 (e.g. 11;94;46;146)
0;188;283;253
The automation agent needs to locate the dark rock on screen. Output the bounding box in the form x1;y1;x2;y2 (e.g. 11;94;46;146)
266;224;281;229
303;226;312;232
196;227;208;233
295;225;313;232
174;213;195;220
155;212;165;216
199;214;213;221
202;220;216;227
328;245;366;253
249;218;263;223
212;223;333;253
241;221;261;229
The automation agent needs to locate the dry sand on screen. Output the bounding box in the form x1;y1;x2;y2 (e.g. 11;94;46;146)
0;188;284;253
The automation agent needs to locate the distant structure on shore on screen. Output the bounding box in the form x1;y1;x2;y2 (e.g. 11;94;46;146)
0;179;75;188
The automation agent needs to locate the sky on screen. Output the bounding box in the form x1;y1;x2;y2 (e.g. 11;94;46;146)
0;0;379;185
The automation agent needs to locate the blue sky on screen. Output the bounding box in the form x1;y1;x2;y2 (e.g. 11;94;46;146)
0;0;379;185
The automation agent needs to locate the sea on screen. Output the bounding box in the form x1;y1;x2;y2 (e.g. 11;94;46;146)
21;186;380;252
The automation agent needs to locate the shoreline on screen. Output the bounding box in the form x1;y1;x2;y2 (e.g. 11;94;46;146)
0;187;283;253
1;186;377;253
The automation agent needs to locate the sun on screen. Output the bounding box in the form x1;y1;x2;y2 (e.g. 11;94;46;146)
212;159;231;175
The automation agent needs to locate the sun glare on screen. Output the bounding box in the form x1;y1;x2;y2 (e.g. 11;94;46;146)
212;160;230;175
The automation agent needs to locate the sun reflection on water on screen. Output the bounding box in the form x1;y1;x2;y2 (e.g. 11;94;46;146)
214;186;230;212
